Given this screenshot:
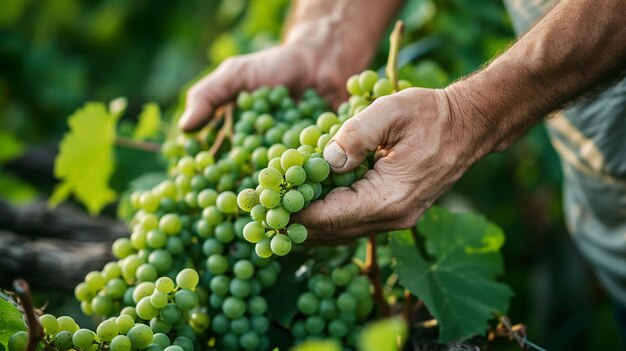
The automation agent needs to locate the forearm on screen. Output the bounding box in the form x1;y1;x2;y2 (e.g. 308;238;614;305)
446;0;626;159
284;0;403;83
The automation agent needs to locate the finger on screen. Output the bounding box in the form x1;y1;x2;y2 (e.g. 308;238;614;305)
292;169;397;234
323;96;395;173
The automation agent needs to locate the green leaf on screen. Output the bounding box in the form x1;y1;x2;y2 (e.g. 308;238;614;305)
0;173;37;205
291;340;341;351
0;296;26;350
265;254;309;328
49;102;120;215
390;206;513;342
0;130;24;164
133;103;161;140
359;318;407;351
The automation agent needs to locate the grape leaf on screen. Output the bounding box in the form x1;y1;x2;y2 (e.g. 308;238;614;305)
390;206;513;342
359;318;407;351
292;340;341;351
0;130;24;164
0;296;26;350
133;103;161;140
264;254;309;328
49;102;120;215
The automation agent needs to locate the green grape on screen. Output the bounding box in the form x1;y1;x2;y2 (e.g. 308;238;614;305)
250;204;267;223
150;318;172;334
155;276;175;294
266;207;290;230
267;143;287;160
305;316;326;334
127;324;153;350
150;291;169;309
280;148;304;170
8;331;27;351
95;319;118;342
136;263;158;282
333;171;355;187
285;166;306;186
91;295;113;316
299;125;322;147
237;91;253;109
255;238;273;258
240;331;260;350
251;147;269;168
243;222;265;243
159;214;181;235
304;158;330;183
297;184;314;202
85;271;106;291
358;70;378;92
356;297;374;318
259;188;280;209
133;281;155;303
72;329;96;350
211;314;229;334
140;192;160;213
355;163;369;180
257;168;283;189
39;314;58;335
255;113;274;133
247;296;268;315
148;250;173;273
146;229;167;249
115;314;135;334
130;230;148;250
373;78;393;97
190;310;210;332
329;124;341;136
398;79;412;90
120;306;138;319
136;296;160;320
152;333;171;348
317;133;332;151
160;303;182;324
287;223;307;244
314;279;336;298
348;277;371;301
237;188;259;212
267;157;285;174
197;189;218;208
282;190;304;213
164;346;184;351
110;335;131;351
337;292;357;312
177;268;199;290
346;74;363;95
297;292;319;315
174;289;198;310
233;260;255;280
319;298;338;319
112;238;134;259
328;319;349;338
202;206;223;226
229;278;251;298
216;191;238;213
282;129;301;148
54;331;74;351
331;267;351;287
102;262;122;280
316;112;340;133
222;297;246;319
207;254;228;274
230;317;250;335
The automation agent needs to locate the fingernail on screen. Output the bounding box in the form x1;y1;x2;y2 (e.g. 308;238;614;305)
324;141;347;168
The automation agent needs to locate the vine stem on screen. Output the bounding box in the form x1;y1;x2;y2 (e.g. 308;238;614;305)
385;20;405;91
209;104;234;156
115;136;161;153
13;279;44;351
364;234;390;317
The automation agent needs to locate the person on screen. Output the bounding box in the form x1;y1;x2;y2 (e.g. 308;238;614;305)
179;0;626;336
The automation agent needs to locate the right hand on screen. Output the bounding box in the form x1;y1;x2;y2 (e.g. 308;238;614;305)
178;44;349;132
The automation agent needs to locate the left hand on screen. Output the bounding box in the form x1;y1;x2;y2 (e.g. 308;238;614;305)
293;87;488;244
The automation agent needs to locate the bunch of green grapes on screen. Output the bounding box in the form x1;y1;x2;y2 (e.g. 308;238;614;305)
22;268;200;351
236;70;411;256
290;263;374;347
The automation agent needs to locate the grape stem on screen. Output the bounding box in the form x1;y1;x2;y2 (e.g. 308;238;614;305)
115;136;162;152
13;279;44;351
364;234;390;317
209;104;234;156
385;20;405;91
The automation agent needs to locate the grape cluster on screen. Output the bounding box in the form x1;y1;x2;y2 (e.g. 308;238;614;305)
9;70;410;351
236;70;412;256
32;268;200;351
291;263;374;347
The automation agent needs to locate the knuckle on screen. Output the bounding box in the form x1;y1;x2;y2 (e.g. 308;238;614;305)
319;214;340;233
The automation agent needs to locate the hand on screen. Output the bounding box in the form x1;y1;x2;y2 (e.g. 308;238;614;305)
178;44;350;132
293;87;487;244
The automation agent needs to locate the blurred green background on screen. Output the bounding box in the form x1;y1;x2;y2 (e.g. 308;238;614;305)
0;0;622;350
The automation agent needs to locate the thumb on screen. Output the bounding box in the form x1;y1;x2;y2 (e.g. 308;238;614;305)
323;100;389;173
